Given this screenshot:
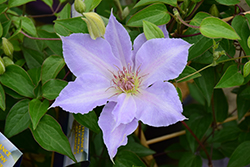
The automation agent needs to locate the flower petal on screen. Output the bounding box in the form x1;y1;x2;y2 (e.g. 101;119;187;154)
135;38;191;86
133;25;169;58
61;33;122;78
112;93;136;129
135;81;186;127
98;102;138;160
104;12;133;67
51;74;115;114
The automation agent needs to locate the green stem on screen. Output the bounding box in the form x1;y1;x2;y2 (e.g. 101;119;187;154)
20;30;61;41
177;64;213;82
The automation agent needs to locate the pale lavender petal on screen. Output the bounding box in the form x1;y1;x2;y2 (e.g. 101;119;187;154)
132;25;169;60
135;81;186;127
104;12;133;67
61;33;122;79
158;25;169;38
135;38;191;86
111;93;136;129
51;74;115;114
98;102;138;159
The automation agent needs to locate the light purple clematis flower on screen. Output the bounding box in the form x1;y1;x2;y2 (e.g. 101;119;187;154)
51;12;191;160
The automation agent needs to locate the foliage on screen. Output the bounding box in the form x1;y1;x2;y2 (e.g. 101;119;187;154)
0;0;250;166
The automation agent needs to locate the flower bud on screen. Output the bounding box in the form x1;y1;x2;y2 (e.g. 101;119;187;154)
74;0;86;14
2;37;14;60
0;57;5;75
3;56;14;66
122;7;129;20
82;12;106;40
209;4;220;17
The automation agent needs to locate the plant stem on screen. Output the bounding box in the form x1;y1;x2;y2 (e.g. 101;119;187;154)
176;14;200;29
181;121;212;166
177;64;213;82
20;30;61;40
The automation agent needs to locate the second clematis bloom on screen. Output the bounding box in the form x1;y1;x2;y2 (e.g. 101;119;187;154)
51;12;191;161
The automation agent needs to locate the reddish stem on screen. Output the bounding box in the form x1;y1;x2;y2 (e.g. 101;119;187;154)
20;30;61;41
181;121;212;166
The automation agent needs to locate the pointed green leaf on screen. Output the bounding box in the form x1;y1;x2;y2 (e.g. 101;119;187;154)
12;16;37;36
134;0;177;8
127;3;170;27
215;0;240;5
228;141;250;167
176;66;201;82
232;15;250;56
28;67;41;86
8;0;35;8
114;151;146;167
41;56;65;84
22;46;46;69
200;17;240;40
143;20;164;40
0;0;7;4
214;89;228;122
56;3;71;20
0;65;35;98
4;99;31;138
54;17;88;36
215;65;244;88
237;94;250;120
0;84;5;111
85;0;102;12
42;0;53;7
179;153;202;167
73;111;100;133
248;36;250;48
29;99;49;130
42;79;67;100
243;61;250;77
0;23;3;37
30;114;76;161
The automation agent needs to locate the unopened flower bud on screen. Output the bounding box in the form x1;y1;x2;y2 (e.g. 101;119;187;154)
74;0;86;14
209;4;220;17
2;37;14;60
0;57;5;75
122;7;129;20
82;12;106;40
3;56;14;66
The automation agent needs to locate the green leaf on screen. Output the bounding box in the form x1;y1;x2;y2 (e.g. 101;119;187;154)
28;67;41;86
143;20;164;40
41;56;65;84
42;79;67;100
188;82;206;105
73;111;100;133
213;89;228;122
8;0;35;8
243;61;250;77
238;86;250;100
126;3;170;27
0;0;7;4
193;65;214;106
0;84;5;111
165;143;186;160
228;141;250;167
237;95;250;120
0;65;35;98
37;30;62;56
248;36;250;48
176;66;201;82
54;17;88;36
22;46;46;69
4;99;31;138
85;0;102;12
30;114;76;161
215;65;244;88
119;140;156;157
232;15;250;56
178;153;202;167
215;0;240;5
2;20;11;37
134;0;177;7
12;16;37;36
0;23;3;37
56;3;71;20
213;126;240;143
114;150;146;167
42;0;53;7
200;17;240;40
29;99;49;130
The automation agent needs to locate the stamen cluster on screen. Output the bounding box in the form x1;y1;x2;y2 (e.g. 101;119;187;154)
112;65;141;94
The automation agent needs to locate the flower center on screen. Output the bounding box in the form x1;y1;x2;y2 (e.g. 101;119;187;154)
112;65;142;95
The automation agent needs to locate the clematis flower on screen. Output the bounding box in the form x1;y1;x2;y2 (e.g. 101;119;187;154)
51;12;191;160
